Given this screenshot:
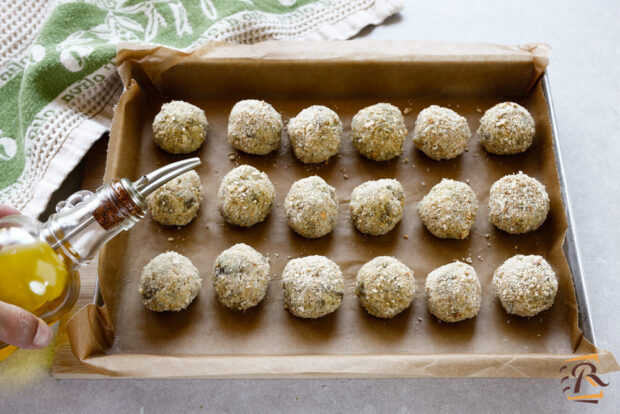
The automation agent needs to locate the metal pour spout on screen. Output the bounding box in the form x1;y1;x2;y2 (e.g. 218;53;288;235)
133;157;201;198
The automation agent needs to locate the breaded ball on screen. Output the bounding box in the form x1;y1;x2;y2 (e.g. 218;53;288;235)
418;179;478;239
351;103;407;161
287;105;342;163
152;101;208;154
493;255;557;317
356;256;415;318
350;179;405;236
413;105;470;160
488;172;549;234
425;262;481;323
282;255;344;318
139;251;201;312
146;170;202;226
212;243;270;310
228;99;282;155
478;102;535;155
284;176;338;238
217;165;275;227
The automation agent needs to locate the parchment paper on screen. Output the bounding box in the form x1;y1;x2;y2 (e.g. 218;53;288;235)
67;41;618;378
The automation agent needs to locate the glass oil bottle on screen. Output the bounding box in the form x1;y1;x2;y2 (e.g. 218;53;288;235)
0;158;200;359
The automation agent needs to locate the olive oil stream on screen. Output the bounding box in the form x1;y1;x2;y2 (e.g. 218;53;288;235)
0;242;70;359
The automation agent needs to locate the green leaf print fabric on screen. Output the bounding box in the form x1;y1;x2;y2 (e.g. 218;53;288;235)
0;0;402;216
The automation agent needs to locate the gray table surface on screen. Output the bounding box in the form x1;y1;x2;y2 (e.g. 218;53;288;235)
2;1;619;412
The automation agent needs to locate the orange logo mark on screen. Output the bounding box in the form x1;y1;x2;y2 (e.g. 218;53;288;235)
560;354;609;404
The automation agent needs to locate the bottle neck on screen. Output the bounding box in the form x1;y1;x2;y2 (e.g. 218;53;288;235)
41;179;146;267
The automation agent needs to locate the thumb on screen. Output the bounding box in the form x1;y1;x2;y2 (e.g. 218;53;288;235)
0;301;53;349
0;204;20;218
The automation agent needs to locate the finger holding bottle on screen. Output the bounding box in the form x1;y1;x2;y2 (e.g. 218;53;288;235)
0;300;52;349
0;204;53;350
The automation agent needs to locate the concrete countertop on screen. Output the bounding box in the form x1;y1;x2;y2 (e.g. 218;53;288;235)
1;1;618;412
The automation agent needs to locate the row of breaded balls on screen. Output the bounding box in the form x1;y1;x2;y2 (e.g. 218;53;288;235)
140;247;557;322
152;99;535;161
147;166;549;241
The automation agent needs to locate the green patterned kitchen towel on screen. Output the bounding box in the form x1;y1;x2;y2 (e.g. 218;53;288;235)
0;0;402;216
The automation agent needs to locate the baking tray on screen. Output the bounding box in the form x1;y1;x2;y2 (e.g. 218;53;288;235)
90;76;597;341
87;72;594;347
64;41;617;378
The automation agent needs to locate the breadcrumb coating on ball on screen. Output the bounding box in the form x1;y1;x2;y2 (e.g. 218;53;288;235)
284;176;338;238
418;179;478;239
282;255;344;319
492;255;557;317
152;101;208;154
146;170;202;226
287;105;342;164
351;103;407;161
425;261;481;323
413;105;470;160
478;102;535;155
356;256;415;318
139;251;201;312
350;179;405;236
212;243;270;310
228;99;282;155
217;165;275;227
488;172;549;234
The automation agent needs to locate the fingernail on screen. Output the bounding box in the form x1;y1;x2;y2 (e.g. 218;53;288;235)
32;321;52;348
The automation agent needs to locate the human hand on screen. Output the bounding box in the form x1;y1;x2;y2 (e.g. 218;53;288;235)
0;204;53;349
